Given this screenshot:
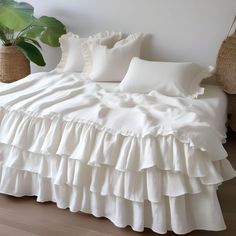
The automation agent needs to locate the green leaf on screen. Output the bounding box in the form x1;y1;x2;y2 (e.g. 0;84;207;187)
0;23;12;45
36;16;66;47
0;0;14;5
25;38;42;49
16;41;46;66
0;0;34;31
0;24;8;42
17;36;42;49
24;25;44;38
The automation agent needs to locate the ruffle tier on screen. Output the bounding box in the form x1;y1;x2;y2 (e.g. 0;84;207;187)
0;164;227;235
0;107;229;175
0;106;227;158
0;143;235;203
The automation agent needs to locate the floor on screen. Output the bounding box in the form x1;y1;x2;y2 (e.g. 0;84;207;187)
0;131;235;236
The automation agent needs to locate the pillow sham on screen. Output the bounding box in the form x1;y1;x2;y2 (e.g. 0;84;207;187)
82;33;143;82
56;31;122;73
56;32;86;73
119;57;212;98
82;31;122;74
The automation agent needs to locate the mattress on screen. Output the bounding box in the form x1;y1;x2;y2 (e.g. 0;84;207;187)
0;72;235;235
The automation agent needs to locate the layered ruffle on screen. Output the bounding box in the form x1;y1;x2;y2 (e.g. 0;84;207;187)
0;105;235;234
0;106;228;164
0;105;227;156
0;106;234;187
0;164;227;235
0;143;235;204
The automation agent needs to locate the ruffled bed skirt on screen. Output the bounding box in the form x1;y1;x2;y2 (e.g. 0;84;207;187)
0;106;235;234
0;142;235;234
0;164;227;235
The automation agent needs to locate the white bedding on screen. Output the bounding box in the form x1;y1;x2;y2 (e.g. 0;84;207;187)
0;72;235;234
97;82;228;135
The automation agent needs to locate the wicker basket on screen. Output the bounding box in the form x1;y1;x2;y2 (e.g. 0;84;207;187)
215;16;236;94
0;46;30;83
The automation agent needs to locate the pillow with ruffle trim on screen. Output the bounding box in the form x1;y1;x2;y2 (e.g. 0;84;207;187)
55;32;86;73
119;57;213;98
82;33;143;82
56;31;122;73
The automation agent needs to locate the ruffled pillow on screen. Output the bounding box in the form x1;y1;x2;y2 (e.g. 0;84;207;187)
56;31;122;73
119;57;212;98
82;31;123;75
82;33;143;82
56;32;86;73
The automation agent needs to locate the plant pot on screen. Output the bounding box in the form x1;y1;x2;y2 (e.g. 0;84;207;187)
0;46;30;83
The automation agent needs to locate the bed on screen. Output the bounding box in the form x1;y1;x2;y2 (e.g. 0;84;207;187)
0;71;235;234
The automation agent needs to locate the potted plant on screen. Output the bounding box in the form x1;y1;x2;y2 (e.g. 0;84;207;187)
0;0;66;82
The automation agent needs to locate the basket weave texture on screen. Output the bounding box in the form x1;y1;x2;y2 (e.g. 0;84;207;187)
215;17;236;94
0;46;30;83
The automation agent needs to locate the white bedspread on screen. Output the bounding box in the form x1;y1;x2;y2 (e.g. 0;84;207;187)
96;82;228;135
0;72;235;234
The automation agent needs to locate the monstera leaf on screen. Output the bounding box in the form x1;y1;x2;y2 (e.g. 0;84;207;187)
0;0;34;31
25;16;66;47
37;16;66;47
16;41;46;66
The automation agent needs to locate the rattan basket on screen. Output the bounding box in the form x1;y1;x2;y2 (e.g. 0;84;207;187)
215;16;236;94
0;46;30;83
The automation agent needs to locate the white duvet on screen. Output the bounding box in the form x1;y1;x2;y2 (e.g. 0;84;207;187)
0;71;235;234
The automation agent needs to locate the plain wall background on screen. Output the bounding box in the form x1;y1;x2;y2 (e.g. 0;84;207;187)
17;0;236;72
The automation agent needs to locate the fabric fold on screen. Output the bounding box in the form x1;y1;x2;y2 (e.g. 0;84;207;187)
0;144;235;203
0;107;229;174
0;164;227;235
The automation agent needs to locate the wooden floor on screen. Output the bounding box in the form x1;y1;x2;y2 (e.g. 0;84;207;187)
0;131;235;236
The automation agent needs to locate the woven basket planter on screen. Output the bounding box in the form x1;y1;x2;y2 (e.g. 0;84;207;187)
215;16;236;94
0;46;30;83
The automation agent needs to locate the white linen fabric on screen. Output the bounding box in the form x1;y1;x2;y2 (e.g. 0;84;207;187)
192;84;228;135
82;31;123;75
56;32;87;73
0;72;235;234
120;58;211;98
82;33;143;82
96;82;228;135
96;82;120;92
56;31;122;73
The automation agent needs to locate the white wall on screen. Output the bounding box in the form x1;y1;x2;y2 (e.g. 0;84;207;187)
20;0;236;72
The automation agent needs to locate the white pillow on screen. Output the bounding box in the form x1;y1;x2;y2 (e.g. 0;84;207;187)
119;57;212;98
56;32;86;73
82;31;123;74
56;31;122;73
82;33;143;82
